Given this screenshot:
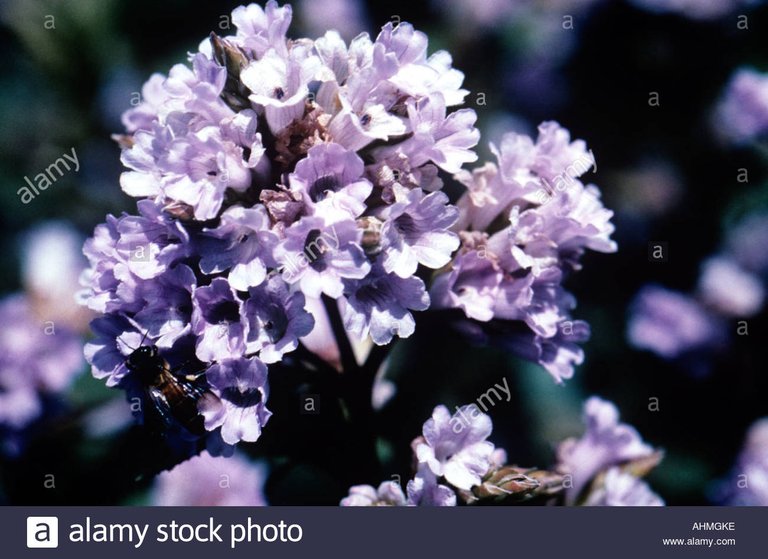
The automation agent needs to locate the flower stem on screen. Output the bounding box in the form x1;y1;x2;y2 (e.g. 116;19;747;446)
321;295;357;375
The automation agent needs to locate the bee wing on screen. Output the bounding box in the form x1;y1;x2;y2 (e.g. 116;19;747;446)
146;386;176;428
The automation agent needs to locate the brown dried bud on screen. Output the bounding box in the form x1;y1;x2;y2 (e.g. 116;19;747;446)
210;32;252;112
459;466;565;505
163;201;196;221
274;105;331;167
620;450;664;479
111;133;134;149
260;189;304;225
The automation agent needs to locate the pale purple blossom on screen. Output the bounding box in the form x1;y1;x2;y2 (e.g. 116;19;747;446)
241;45;327;133
340;480;407;506
200;356;272;445
288;142;373;221
274;216;369;298
375;93;479;174
231;0;293;57
432;121;614;381
84;314;145;387
198;205;278;291
244;275;315;363
133;263;196;349
192;278;248;362
430;248;503;322
341;263;429;345
406;464;457;506
379;189;459;278
414;404;495;491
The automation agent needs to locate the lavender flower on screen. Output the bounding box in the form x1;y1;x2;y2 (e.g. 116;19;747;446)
153;450;268;506
230;1;293;57
557;397;659;504
274;217;370;298
414;404;495;491
341;263;430;345
244;275;315;363
198;205;278;292
200;357;271;445
379;189;459;278
192;278;248;362
406;464;458;506
288;142;373;221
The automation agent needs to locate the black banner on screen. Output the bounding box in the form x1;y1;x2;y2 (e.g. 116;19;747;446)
5;506;766;558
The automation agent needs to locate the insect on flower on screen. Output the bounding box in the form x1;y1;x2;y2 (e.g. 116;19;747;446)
121;332;220;438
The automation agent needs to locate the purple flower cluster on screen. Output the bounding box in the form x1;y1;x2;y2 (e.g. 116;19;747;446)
556;397;663;506
342;399;662;507
431;123;616;382
628;211;768;369
82;2;616;453
81;1;480;447
715;68;768;144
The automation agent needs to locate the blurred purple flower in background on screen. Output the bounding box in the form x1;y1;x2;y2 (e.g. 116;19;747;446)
0;295;83;431
1;222;89;456
725;212;768;278
152;450;268;505
557;397;662;505
627;208;768;372
718;418;768;505
697;257;764;318
583;467;663;506
630;0;763;20
627;285;727;360
714;68;768;144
